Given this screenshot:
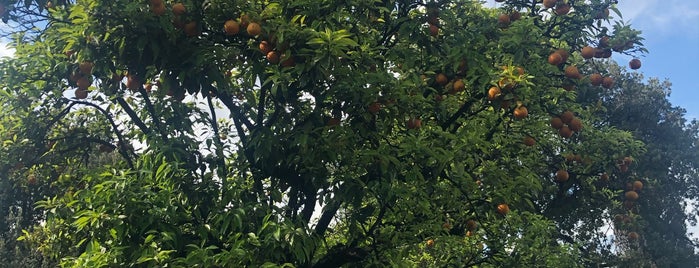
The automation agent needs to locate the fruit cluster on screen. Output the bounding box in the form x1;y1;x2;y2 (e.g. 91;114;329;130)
550;111;582;139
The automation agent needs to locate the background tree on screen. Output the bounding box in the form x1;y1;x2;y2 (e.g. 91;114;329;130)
1;0;695;267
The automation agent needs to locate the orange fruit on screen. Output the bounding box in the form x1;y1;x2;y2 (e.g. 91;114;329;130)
632;180;643;191
554;3;570;15
76;77;90;90
435;73;448;86
551;117;564;129
629;59;641;70
466;220;478;231
452;79;465;92
407;118;422;129
75;88;88;99
556;169;569;182
266;51;280;64
595;8;610;19
560;111;574;123
555;49;569;62
628;232;639;240
600;173;610;181
426;239;435;248
569;118;582;131
280;54;295;67
126;75;141;91
543;0;557;8
259;40;272;54
589;73;603;86
625;191;639;201
184;21;199;37
487;86;501;100
564;65;581;79
247;22;262;36
523;136;536;146
428;24;439;37
581;46;595;59
498;14;510;26
548;52;563;65
602;76;614;89
510;11;522;21
224;20;240;35
172;3;186;15
368;102;381;114
559;126;573;138
151;1;166;15
497;203;510;215
513;106;528;119
79;61;94;75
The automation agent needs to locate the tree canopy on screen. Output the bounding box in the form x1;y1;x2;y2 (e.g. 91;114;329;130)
0;0;697;267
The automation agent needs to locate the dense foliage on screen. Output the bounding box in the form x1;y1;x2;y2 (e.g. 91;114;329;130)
0;0;697;267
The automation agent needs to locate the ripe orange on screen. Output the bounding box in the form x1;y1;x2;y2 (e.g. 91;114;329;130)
625;191;639;201
452;79;465;92
259;40;272;54
126;75;141;91
428;24;439;37
555;169;569;182
266;51;280;64
466;220;478;231
554;3;570;15
632;180;643;191
280;54;295;67
523;136;536;146
184;21;199;37
601;76;614;89
599;36;610;48
560;111;574;124
435;73;448;86
513;106;528;119
629;59;641;70
172;3;186;16
426;239;435;248
589;73;603;86
510;11;522;21
569;118;582;132
79;61;94;75
151;1;166;16
555;49;569;62
498;14;511;26
247;22;262;36
581;46;595;59
407;118;422;129
558;126;573;138
487;86;501;100
564;65;581;79
628;231;639;240
76;77;90;90
368;102;381;114
543;0;557;8
75;88;88;99
600;173;610;181
550;117;564;129
548;52;563;65
224;20;240;35
497;203;510;215
327;117;341;126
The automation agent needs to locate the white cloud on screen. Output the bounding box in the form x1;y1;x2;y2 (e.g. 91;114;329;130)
0;42;14;58
617;0;699;35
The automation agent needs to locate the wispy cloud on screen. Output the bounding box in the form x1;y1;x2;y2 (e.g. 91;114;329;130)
617;0;699;35
0;43;14;58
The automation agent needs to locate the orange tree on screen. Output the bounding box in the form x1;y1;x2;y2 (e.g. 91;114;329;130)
0;0;661;266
